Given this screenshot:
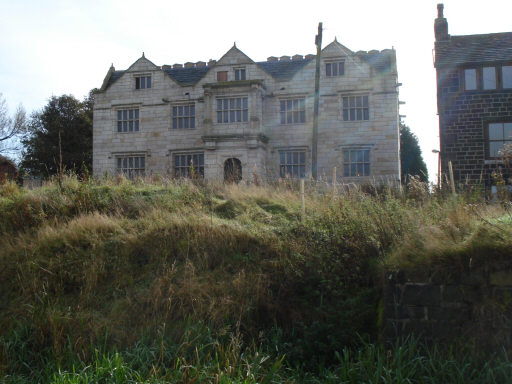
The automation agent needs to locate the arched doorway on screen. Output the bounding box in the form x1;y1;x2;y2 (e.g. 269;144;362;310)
224;158;242;183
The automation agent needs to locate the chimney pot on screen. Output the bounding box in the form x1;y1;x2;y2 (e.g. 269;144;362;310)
267;56;278;62
437;3;444;18
434;3;449;42
208;59;217;66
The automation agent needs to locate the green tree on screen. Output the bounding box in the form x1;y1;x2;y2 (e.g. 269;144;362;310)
400;122;428;183
21;92;95;176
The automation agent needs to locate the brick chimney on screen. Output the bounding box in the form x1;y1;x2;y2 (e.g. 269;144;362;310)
434;3;449;42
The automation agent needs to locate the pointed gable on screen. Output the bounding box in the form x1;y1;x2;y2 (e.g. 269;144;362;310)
322;39;353;58
126;54;159;72
216;44;254;66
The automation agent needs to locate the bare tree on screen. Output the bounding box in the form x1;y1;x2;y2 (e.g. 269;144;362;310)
0;93;27;153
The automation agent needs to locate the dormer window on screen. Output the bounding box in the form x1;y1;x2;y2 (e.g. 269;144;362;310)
326;61;344;77
135;75;151;89
234;68;246;81
217;71;228;82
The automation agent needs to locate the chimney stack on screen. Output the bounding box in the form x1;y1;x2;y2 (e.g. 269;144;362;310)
434;3;449;42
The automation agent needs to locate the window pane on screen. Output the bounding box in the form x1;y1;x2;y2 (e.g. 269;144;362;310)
287;111;292;124
280;101;285;112
243;110;248;121
235;70;240;81
141;77;146;89
464;69;477;90
123;110;127;119
135;121;139;131
241;69;246;80
489;123;503;140
243;98;248;109
280;112;286;124
339;62;344;75
300;152;305;163
363;96;369;107
300;111;305;123
178;118;183;129
123;121;127;132
503;66;512;89
483;67;496;90
140;157;145;168
117;121;122;132
363;150;369;162
217;100;222;111
504;123;512;140
333;63;338;76
191;117;195;128
129;110;133;119
117;158;121;169
190;105;195;115
135;77;140;89
357;109;362;120
134;157;139;168
363;109;369;120
217;112;222;123
184;105;189;116
236;98;241;109
489;141;503;157
129;121;133;131
230;111;235;122
343;97;348;108
147;77;151;88
364;163;370;176
230;99;235;109
123;158;127;168
293;152;298;164
344;151;349;163
351;163;356;176
236;110;241;122
117;110;122;121
326;63;331;76
350;109;355;121
344;164;349;177
184;118;189;128
343;110;349;121
135;109;139;119
223;111;228;122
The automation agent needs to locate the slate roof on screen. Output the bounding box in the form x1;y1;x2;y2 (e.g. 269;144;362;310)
106;70;125;88
103;49;395;90
435;32;512;67
355;50;395;73
256;59;312;80
163;66;211;86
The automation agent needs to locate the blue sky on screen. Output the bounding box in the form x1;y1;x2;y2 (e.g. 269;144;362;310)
1;0;511;179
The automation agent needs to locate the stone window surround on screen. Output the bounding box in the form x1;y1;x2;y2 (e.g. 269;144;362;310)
112;151;147;178
325;59;345;77
215;95;249;124
279;97;306;125
341;94;370;122
234;67;246;81
461;63;512;92
172;102;196;130
339;144;374;178
484;120;512;160
171;150;205;178
114;104;142;133
134;73;152;90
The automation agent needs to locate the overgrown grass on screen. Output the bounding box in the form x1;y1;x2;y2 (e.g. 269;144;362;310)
1;176;511;381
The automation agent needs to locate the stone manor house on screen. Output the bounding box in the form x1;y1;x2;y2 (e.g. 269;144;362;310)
93;40;400;182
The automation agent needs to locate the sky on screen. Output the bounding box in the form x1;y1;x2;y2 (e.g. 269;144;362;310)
1;0;511;180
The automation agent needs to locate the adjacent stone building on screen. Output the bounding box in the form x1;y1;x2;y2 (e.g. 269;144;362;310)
93;40;400;183
434;4;512;186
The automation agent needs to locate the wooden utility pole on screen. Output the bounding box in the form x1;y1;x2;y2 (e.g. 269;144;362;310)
312;22;322;180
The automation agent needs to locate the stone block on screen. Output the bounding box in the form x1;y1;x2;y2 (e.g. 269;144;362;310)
428;305;471;323
444;284;483;303
402;284;441;306
490;270;512;287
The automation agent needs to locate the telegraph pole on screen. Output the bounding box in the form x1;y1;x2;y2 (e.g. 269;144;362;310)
312;22;322;180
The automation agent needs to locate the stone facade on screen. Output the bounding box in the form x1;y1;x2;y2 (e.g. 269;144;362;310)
93;40;400;183
434;4;512;186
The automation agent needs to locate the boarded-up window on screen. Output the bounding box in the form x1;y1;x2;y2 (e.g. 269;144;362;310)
217;71;228;82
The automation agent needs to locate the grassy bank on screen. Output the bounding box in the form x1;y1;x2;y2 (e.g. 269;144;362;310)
1;176;511;382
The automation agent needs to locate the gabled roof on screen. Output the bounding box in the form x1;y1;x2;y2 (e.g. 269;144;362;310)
435;32;512;67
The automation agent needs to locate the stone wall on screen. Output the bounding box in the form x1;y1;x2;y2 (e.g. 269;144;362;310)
437;66;512;185
384;269;512;348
